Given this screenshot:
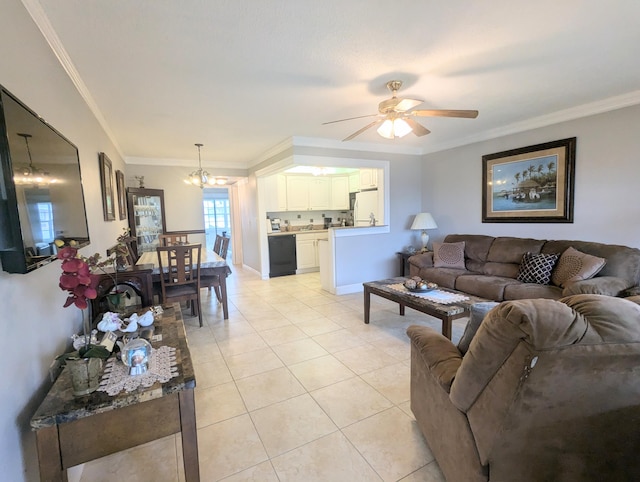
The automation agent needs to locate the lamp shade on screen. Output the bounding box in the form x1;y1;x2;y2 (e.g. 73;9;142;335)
411;213;438;230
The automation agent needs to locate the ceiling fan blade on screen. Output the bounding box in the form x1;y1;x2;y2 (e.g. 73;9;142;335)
410;109;479;119
394;98;423;112
405;118;431;137
322;113;379;125
343;119;384;141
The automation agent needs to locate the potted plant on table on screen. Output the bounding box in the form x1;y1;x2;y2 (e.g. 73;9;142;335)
55;230;130;396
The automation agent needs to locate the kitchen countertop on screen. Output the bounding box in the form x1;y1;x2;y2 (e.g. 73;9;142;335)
268;225;382;236
268;228;330;236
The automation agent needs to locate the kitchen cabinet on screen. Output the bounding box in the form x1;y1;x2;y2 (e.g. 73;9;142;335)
359;168;378;189
330;176;349;209
265;174;287;212
295;231;328;270
309;178;330;210
349;172;360;193
286;176;331;211
126;188;167;257
286;176;310;210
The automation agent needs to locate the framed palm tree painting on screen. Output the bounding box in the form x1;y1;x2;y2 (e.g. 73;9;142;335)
482;137;576;223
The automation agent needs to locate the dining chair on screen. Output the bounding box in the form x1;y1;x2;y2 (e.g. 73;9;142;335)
159;233;190;246
202;235;230;301
213;234;223;255
156;244;203;327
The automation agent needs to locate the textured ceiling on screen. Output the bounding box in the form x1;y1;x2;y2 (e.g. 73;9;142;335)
25;0;640;169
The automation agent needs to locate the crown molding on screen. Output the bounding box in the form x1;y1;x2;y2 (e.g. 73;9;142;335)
422;90;640;155
20;0;124;159
291;136;424;156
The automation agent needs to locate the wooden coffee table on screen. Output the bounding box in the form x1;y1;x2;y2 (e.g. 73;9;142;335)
363;277;490;339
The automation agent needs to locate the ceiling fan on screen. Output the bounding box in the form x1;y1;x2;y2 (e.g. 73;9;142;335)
323;80;479;141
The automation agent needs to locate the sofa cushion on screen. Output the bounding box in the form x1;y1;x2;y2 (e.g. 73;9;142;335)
543;239;640;286
487;237;545;264
434;241;466;269
444;234;495;263
455;274;520;301
551;246;606;287
418;267;467;289
458;302;499;355
503;282;563;300
516;252;559;284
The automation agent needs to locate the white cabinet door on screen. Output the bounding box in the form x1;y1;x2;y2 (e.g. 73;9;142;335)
309;178;330;210
330;176;349;210
264;174;287;211
349;172;360;193
286;176;310;210
359;168;378;189
296;236;317;269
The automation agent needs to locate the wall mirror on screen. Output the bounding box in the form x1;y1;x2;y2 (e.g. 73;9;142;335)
0;85;90;274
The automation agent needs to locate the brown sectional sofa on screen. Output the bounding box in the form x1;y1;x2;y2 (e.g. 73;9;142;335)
408;294;640;481
408;234;640;301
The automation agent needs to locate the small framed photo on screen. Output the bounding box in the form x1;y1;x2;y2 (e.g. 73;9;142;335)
116;169;127;220
99;152;116;221
482;137;576;223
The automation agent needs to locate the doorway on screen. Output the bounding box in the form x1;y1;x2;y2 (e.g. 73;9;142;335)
203;188;231;258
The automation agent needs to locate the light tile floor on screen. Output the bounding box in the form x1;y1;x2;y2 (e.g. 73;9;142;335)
69;267;470;481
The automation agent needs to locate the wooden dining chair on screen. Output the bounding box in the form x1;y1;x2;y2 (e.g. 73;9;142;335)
159;233;190;246
156;244;203;327
202;236;230;301
213;235;223;255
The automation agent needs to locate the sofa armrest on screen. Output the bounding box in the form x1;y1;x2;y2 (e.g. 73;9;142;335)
562;276;633;297
408;252;434;270
407;325;462;392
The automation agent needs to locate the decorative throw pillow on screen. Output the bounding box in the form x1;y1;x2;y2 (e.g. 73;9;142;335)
516;252;559;285
551;246;606;288
457;302;499;354
433;241;466;269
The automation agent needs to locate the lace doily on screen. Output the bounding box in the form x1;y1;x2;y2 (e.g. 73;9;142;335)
98;345;179;396
387;283;469;304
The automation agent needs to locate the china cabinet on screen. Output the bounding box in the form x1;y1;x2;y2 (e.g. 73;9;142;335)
126;188;167;257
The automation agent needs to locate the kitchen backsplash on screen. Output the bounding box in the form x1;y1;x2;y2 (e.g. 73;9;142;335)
267;210;353;229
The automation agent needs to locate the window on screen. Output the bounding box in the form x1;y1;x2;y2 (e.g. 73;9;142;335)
203;188;231;252
37;202;55;242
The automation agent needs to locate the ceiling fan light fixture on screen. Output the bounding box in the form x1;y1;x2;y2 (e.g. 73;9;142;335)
377;118;412;139
214;177;227;185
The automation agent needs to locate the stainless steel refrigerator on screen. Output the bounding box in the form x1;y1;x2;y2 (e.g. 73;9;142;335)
354;190;379;226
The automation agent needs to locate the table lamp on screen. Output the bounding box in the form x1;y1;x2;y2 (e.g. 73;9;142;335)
411;213;438;251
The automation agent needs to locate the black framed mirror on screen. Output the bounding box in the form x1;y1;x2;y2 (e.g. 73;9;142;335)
0;85;90;273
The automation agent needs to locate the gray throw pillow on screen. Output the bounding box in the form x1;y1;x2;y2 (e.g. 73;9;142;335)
433;241;466;269
457;302;499;354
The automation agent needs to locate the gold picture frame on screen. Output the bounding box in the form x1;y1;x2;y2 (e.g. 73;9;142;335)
99;152;116;221
482;137;576;223
116;169;127;220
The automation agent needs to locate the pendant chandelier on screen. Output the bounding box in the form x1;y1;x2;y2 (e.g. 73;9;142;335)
13;133;57;187
184;143;227;188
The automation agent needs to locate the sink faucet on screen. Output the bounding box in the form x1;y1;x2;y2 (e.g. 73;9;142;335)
369;213;376;226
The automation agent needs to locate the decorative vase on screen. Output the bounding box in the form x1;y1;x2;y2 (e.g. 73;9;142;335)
67;357;103;396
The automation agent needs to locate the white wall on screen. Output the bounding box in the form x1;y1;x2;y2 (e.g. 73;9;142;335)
333;156;424;288
0;2;128;480
422;104;640;249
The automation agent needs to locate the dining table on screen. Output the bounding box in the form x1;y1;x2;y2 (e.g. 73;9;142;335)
136;248;231;319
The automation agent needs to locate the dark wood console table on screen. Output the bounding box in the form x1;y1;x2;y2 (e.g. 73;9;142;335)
30;304;199;481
